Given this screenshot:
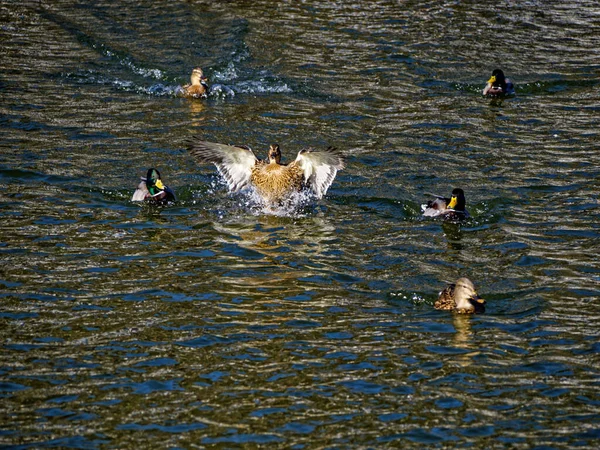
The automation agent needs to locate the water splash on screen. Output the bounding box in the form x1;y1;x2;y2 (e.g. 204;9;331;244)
208;84;236;98
233;80;292;94
212;62;239;82
209;62;292;95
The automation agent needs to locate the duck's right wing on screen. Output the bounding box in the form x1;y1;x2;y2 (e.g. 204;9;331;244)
187;139;259;192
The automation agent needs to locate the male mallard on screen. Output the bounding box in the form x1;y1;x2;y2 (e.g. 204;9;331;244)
131;168;176;204
421;188;469;221
187;139;344;205
483;69;515;97
182;67;209;98
435;277;486;314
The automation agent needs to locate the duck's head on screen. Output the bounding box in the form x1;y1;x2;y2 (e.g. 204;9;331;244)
447;188;466;211
144;168;166;196
268;144;281;164
191;67;209;86
453;277;485;312
487;69;507;88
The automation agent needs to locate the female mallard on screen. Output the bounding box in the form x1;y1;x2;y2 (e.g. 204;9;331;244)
435;278;485;314
131;168;176;204
187;139;344;204
421;188;469;221
483;69;515;97
182;67;209;98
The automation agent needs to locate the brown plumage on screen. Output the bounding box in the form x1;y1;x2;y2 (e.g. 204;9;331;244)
251;155;305;203
182;67;209;98
187;139;344;205
435;277;485;314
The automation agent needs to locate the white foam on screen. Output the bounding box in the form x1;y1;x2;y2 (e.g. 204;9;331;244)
233;80;292;94
239;188;316;217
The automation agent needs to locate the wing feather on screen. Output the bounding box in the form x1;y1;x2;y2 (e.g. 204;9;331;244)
187;139;258;192
131;181;148;201
293;146;344;198
421;196;450;217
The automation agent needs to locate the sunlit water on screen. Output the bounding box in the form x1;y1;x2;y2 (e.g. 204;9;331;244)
1;0;600;448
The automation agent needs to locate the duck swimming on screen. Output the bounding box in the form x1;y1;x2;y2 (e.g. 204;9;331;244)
187;139;344;205
182;67;209;98
435;277;485;314
421;188;469;221
131;168;176;204
483;69;515;97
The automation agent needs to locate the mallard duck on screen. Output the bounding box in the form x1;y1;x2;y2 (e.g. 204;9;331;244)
435;277;485;314
131;168;176;204
483;69;515;97
187;139;344;204
182;67;209;98
421;188;469;221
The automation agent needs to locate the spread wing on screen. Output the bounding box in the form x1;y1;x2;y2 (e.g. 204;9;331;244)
293;146;344;198
187;139;259;192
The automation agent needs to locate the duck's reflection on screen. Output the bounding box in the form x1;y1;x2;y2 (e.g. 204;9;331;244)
187;98;207;127
451;314;481;367
442;221;463;251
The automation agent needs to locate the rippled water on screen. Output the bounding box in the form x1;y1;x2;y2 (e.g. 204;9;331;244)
2;0;600;448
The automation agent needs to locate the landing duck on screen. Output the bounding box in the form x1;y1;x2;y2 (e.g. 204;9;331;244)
182;67;209;98
187;139;344;205
421;188;469;221
131;168;176;204
483;69;515;97
435;277;485;314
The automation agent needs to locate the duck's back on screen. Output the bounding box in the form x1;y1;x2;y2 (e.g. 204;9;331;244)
184;84;207;98
251;163;304;202
434;284;456;310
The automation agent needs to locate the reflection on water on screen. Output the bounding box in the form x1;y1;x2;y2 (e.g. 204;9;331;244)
1;0;600;448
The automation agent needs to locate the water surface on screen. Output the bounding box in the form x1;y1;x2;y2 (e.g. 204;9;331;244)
1;0;600;448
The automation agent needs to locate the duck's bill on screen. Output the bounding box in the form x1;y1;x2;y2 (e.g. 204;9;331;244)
155;179;165;190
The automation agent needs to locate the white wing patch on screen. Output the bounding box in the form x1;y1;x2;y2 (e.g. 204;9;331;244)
187;140;258;192
131;181;148;201
294;147;344;198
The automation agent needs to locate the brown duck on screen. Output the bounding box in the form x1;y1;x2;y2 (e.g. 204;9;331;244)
182;67;209;98
187;139;344;204
435;278;485;314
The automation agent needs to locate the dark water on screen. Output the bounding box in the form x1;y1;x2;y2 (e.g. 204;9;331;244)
2;0;600;448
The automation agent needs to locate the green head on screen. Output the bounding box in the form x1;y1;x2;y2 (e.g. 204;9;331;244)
145;168;165;196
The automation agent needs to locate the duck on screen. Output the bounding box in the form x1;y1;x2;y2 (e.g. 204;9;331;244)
186;139;344;205
182;67;209;98
421;188;469;221
435;278;486;314
483;69;515;97
131;168;176;204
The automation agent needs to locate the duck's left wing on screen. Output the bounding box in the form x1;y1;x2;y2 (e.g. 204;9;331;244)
293;146;345;198
187;139;258;192
421;193;451;216
132;180;148;202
